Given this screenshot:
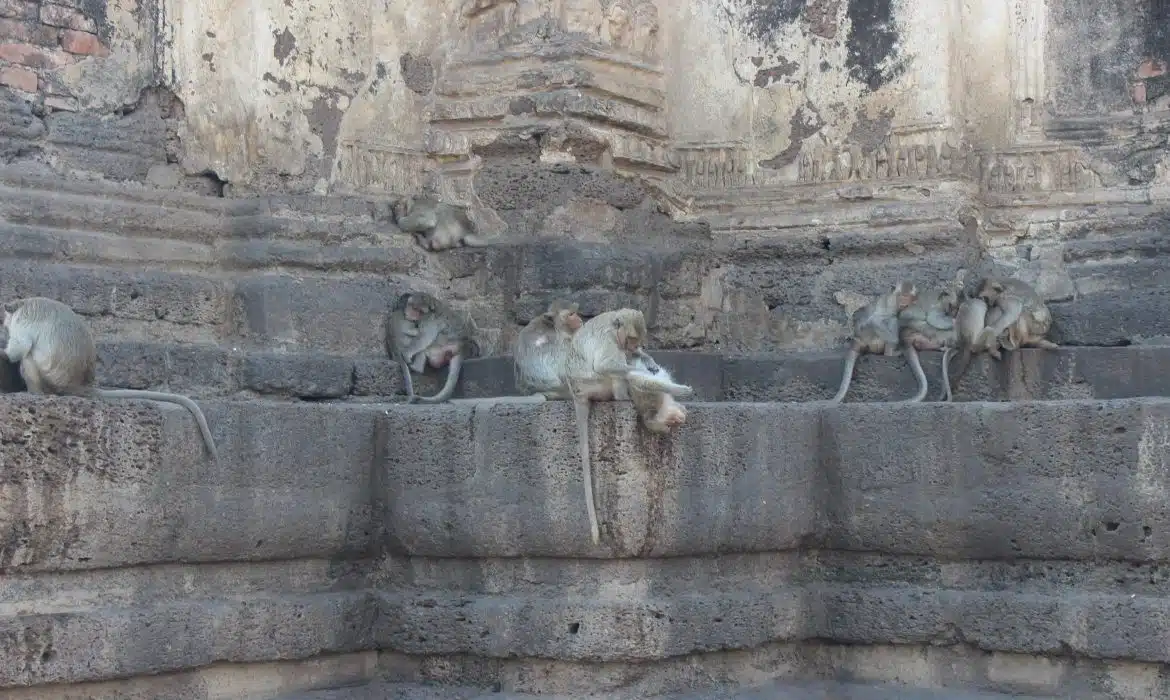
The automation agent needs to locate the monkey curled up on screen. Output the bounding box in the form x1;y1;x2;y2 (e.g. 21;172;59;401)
394;196;493;252
2;297;218;461
384;291;481;404
559;308;693;545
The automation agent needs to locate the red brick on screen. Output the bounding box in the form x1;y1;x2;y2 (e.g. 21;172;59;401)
0;64;37;92
60;29;106;56
0;18;61;45
0;41;72;68
39;2;96;32
0;0;37;21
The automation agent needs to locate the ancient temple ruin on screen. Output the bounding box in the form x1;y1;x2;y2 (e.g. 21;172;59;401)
1;0;1169;697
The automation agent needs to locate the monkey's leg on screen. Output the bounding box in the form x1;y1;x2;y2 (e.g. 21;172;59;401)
409;352;428;374
901;346;929;403
460;234;492;247
416;354;463;404
3;334;30;364
626;371;693;398
831;349;860;403
19;359;46;394
1030;338;1060;350
976;300;1023;348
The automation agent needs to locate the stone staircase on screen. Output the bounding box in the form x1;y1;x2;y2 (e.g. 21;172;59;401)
2;171;1170;700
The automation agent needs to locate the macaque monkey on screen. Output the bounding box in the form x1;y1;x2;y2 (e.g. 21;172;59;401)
513;300;583;399
384;291;480;404
831;281;918;403
897;287;960;403
618;350;688;434
939;296;1008;401
559;308;693;544
2;297;218;460
394;196;491;252
974;277;1059;353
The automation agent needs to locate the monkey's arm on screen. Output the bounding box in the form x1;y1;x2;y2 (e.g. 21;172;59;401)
984;299;1023;336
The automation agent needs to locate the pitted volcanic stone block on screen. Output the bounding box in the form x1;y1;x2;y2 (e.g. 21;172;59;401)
0;397;380;572
376;401;819;558
0;260;225;327
818;398;1170;560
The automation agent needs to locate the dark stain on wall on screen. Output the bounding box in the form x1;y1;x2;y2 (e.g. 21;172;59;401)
844;0;904;91
753;56;799;87
273;28;296;64
759;101;824;168
1144;0;1169;60
1049;0;1150;115
739;0;805;44
399;53;435;95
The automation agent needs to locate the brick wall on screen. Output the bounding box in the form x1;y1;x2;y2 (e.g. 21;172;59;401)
0;0;107;112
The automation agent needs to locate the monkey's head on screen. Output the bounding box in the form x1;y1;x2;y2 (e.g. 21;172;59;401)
976;278;1005;304
1;300;19;328
547;300;582;332
935;289;960;316
892;281;918;311
399;292;437;322
611;308;648;355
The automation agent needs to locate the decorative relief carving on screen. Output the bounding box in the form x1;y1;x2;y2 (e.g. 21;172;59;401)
675;144;756;189
609;131;674;171
980;149;1099;193
797;141;975;183
455;0;660;62
336;142;434;195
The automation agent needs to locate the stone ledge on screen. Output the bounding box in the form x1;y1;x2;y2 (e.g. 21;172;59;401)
458;346;1170;403
378;398;1170;559
0;592;376;687
0;396;379;573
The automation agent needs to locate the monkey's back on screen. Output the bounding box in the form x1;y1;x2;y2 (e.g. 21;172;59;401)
15;297;97;389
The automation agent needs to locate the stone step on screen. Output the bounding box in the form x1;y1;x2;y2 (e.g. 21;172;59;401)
14;342;1166;402
270;679;1049;699
2;168;1170;352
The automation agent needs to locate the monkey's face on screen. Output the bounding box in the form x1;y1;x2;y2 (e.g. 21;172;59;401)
404;296;434;322
561;311;583;332
893;282;918;311
976;280;1004;304
612;314;646;354
937;290;959;315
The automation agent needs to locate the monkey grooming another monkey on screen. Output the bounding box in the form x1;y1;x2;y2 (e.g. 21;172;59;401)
513;300;583;400
394;196;491;252
2;297;218;460
384;291;480;404
937;294;989;402
831;281;918;403
974;277;1059;354
896;287;959;403
559;308;693;544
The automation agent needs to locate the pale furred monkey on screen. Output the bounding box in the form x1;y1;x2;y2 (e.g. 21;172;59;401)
3;297;218;460
831;281;918;403
558;308;693;545
513;300;583;399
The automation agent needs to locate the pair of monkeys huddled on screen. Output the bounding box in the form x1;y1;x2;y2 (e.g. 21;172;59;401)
834;276;1059;403
385;292;694;546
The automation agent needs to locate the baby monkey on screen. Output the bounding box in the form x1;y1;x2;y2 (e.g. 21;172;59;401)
384;291;480;404
2;297;218;460
620;350;688;434
394;196;491;252
513;300;583;399
559;308;693;545
831;281;918;403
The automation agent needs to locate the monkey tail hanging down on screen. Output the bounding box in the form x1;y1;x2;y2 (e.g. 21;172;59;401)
2;296;219;461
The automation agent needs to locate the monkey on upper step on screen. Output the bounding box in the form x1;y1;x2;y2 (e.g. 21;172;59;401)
2;297;218;460
394;195;493;252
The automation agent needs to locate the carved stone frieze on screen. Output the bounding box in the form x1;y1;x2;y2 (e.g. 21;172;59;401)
675;144;756;189
335;142;435;196
980;148;1100;194
797;140;976;184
